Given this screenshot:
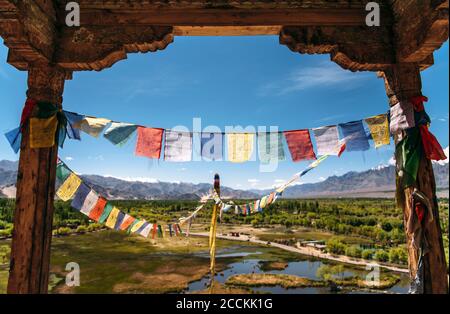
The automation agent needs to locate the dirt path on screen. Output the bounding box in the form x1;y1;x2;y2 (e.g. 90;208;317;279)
190;232;409;274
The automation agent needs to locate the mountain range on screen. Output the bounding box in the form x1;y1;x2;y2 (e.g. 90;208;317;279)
0;158;448;199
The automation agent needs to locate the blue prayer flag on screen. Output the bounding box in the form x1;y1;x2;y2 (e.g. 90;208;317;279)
200;132;223;161
5;127;22;153
71;183;91;210
104;122;137;146
64;111;84;140
339;120;370;152
114;211;126;230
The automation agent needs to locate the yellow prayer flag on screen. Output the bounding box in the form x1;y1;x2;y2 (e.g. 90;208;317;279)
56;173;82;201
227;133;254;163
105;207;120;229
365;114;390;148
130;220;146;233
76;117;111;138
30;115;58;148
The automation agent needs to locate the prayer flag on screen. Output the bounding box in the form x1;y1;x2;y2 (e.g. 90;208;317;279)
260;196;268;209
130;220;146;233
284;129;316;162
56;163;71;182
120;214;136;231
104;122;137;146
158;225;163;238
168;224;173;237
395;128;422;188
77;117;111;138
152;224;158;239
339;120;370;152
135;127;164;159
257;132;285;164
365;114;390;148
88;197;107;221
114;211;126;230
99;203;114;224
105;207;120;229
5;127;22;153
80;190;99;216
227;133;254;163
71;183;91;210
312;126;340;156
390;102;415;134
201;132;223;161
267;192;275;206
164;130;193;162
136;222;149;234
64;111;84;140
57;173;82;201
140;223;153;238
29;115;58;148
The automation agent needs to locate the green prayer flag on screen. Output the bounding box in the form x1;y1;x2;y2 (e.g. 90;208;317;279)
395;127;422;188
98;203;114;224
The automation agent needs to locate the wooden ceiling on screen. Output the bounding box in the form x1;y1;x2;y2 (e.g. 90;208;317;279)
0;0;448;72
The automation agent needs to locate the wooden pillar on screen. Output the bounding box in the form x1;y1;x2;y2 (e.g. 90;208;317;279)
7;65;68;294
381;63;448;294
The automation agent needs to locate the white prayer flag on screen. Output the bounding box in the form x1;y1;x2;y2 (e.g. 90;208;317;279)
164;130;193;162
312;125;340;156
140;223;153;238
390;102;415;134
80;190;99;216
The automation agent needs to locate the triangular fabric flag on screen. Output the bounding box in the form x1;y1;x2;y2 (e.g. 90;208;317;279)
5;127;22;153
164;130;193;162
29;115;58;148
227;133;254;163
56;173;82;201
79;190;99;216
88;197;107;221
312;126;340;156
56;163;71;182
338;120;370;152
114;211;126;230
71;183;91;210
99;203;114;224
390;102;415;134
104;122;137;146
76;117;111;138
284;129;316;162
64;111;84;140
105;207;120;229
135;127;164;159
120;214;136;231
257;132;285;164
201;132;223;161
365;114;390;148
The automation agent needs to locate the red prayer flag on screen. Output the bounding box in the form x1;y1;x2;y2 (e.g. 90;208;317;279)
284;130;316;162
88;197;107;221
419;125;446;161
135;127;164;159
20;99;37;131
120;215;136;231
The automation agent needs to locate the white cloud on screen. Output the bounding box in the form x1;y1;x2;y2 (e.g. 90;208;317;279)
247;179;259;183
65;156;74;161
258;61;370;96
318;177;326;182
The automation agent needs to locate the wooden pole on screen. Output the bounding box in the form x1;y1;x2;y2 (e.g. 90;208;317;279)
7;66;68;294
381;64;448;294
209;173;220;293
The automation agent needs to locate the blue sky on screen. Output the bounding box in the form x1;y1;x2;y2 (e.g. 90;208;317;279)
0;37;448;190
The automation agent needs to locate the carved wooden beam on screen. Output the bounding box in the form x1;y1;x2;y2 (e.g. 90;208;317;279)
279;25;396;72
389;0;449;66
0;0;56;70
55;26;174;71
